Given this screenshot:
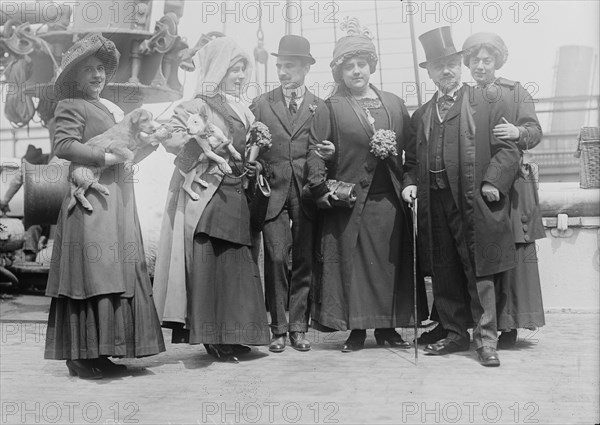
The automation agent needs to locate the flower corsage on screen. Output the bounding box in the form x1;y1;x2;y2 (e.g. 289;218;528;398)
369;129;398;160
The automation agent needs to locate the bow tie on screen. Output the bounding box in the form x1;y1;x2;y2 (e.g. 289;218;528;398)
437;94;455;121
438;94;455;103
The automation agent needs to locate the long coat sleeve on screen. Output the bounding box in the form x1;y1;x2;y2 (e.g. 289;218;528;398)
492;78;545;243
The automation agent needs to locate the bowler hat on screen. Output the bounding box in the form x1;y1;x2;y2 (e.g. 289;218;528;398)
271;35;315;64
418;26;463;68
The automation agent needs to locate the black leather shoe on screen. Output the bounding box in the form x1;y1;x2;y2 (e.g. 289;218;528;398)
416;324;449;345
289;332;311;351
66;360;103;380
341;330;366;353
231;344;252;355
477;347;500;367
424;338;470;355
269;334;286;353
204;344;239;363
94;357;127;374
374;328;411;349
498;329;517;349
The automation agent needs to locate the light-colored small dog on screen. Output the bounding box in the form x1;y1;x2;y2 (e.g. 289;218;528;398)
179;113;241;200
67;108;160;212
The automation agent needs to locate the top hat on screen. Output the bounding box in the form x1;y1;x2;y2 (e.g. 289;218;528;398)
418;26;463;68
271;35;315;64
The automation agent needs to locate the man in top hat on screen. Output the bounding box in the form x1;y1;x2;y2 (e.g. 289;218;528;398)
403;27;519;366
249;35;333;352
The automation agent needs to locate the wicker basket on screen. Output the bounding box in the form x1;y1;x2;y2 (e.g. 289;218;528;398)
575;127;600;189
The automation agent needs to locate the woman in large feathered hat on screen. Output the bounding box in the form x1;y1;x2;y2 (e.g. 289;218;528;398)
44;33;165;379
306;18;428;352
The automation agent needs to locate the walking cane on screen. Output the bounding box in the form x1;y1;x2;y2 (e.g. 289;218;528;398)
410;196;418;365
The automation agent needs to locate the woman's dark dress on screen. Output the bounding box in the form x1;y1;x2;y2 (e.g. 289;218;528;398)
310;92;428;331
44;97;165;359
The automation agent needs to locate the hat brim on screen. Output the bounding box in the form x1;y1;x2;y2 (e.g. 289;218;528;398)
53;44;119;99
419;50;464;68
270;52;316;65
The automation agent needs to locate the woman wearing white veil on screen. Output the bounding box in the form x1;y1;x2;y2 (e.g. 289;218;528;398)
153;37;269;362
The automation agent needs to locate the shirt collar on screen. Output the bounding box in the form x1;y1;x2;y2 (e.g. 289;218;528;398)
282;84;306;99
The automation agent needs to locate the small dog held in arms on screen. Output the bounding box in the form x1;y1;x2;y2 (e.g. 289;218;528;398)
67;108;165;212
176;113;241;200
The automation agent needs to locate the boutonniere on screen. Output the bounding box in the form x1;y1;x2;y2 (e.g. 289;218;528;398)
309;103;318;115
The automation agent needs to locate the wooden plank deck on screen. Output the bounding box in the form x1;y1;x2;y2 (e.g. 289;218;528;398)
0;296;598;424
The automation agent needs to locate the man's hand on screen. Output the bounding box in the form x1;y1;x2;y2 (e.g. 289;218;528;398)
481;182;500;202
244;160;263;178
315;192;337;209
401;185;417;204
493;118;520;141
315;140;335;161
0;200;10;214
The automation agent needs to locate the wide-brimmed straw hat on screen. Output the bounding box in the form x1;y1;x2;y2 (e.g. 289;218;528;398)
53;33;119;99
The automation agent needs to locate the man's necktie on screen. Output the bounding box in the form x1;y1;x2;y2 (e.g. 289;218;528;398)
289;91;298;115
438;94;454;121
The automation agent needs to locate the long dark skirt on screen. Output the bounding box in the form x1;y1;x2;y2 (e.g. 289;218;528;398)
187;234;270;345
496;243;545;330
313;192;427;331
45;278;166;360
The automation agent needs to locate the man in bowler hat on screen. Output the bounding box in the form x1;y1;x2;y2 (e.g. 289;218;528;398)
403;27;519;366
249;35;333;352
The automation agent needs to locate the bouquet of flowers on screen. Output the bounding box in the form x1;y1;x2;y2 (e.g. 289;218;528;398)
369;129;398;160
247;121;272;162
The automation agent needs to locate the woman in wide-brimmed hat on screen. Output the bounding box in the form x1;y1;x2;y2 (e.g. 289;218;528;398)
153;37;270;362
305;18;428;352
44;33;165;379
462;32;545;349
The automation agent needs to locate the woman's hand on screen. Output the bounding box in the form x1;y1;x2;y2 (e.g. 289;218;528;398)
481;182;500;202
493;118;520;141
401;185;417;204
315;140;335;161
315;192;338;209
104;153;122;166
245;160;263;178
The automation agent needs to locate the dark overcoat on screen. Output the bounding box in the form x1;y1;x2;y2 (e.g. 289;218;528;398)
410;84;520;277
305;85;425;329
46;97;156;299
488;78;545;243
